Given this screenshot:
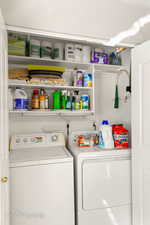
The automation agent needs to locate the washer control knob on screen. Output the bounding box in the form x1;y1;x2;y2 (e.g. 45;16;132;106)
31;138;36;143
16;138;21;144
23;138;28;143
51;135;58;142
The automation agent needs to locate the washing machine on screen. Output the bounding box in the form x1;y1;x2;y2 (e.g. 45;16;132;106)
68;131;131;225
9;132;75;225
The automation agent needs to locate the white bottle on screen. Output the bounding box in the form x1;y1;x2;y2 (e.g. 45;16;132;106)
99;120;114;149
8;88;14;111
14;88;28;111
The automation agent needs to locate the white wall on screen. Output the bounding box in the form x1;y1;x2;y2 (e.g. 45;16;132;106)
95;49;131;127
94;67;131;142
1;0;150;44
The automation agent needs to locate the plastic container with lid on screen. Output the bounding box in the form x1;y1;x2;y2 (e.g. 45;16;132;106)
78;135;90;148
82;46;91;63
30;39;40;58
65;43;75;61
52;42;64;60
41;41;52;59
99;120;114;149
75;44;83;62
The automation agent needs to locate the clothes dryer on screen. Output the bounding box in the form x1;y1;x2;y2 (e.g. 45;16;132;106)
68;131;131;225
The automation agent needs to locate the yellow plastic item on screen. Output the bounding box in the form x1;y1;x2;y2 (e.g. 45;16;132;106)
28;65;65;73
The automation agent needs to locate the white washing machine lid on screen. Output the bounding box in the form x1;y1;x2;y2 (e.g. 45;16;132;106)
10;146;73;167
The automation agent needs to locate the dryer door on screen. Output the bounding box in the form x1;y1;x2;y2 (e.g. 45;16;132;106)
82;157;131;210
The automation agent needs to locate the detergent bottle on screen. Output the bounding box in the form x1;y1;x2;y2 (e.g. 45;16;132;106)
99;120;114;149
8;88;14;111
14;88;28;110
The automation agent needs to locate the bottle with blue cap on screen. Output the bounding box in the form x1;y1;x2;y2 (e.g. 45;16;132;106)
99;120;114;149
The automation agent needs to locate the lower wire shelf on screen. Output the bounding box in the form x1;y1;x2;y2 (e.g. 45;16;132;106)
9;110;94;117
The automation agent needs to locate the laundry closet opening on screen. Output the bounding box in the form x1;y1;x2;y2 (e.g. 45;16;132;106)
7;27;132;225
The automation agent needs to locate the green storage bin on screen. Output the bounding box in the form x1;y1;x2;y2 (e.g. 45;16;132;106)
8;33;26;56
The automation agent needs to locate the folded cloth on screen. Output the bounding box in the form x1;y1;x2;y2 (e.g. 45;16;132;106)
29;70;63;76
29;74;62;79
9;68;29;80
28;65;66;73
8;79;27;84
27;78;67;86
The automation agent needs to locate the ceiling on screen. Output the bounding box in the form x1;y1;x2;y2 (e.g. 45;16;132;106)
0;0;150;45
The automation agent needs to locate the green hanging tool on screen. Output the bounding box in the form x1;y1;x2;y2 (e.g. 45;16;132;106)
114;73;120;109
114;84;119;108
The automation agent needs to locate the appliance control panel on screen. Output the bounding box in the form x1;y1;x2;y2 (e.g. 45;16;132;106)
10;132;65;150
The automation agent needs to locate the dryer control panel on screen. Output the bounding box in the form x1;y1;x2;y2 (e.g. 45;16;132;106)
10;132;65;150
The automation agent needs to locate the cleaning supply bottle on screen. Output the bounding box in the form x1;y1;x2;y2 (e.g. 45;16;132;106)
66;91;72;110
8;88;14;111
74;91;80;110
45;93;49;109
32;89;39;109
61;90;67;109
39;88;45;109
99;120;114;149
14;88;28;111
71;91;76;110
53;90;61;110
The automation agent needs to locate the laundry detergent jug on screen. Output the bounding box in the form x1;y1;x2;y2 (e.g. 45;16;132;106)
14;88;28;110
99;120;114;149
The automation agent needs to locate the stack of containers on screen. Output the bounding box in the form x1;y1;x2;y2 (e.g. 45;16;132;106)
29;38;64;60
8;33;118;65
65;43;91;63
